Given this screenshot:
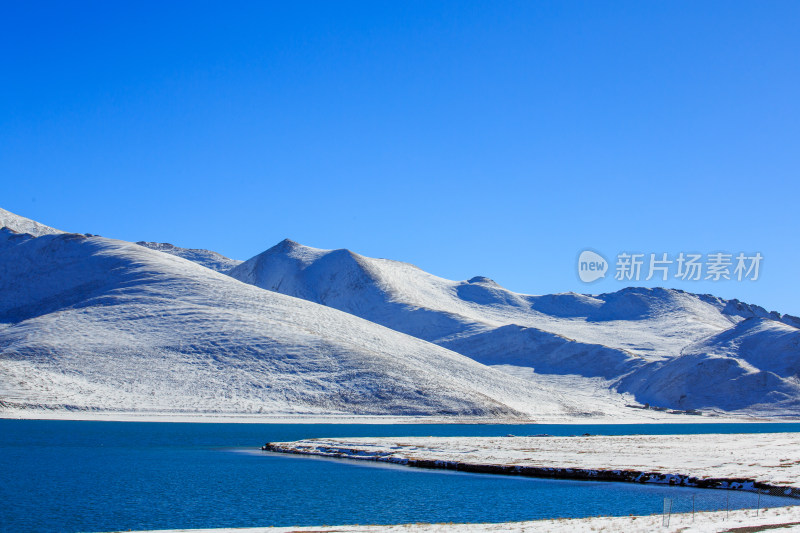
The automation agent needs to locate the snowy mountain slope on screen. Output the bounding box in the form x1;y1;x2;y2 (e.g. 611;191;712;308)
230;241;781;359
0;229;610;418
721;298;800;329
229;240;800;414
0;207;65;237
618;325;800;414
438;325;643;380
616;318;800;413
136;241;242;273
1;205;796;418
687;318;800;378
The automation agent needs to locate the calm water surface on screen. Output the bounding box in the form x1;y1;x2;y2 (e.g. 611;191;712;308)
1;420;798;533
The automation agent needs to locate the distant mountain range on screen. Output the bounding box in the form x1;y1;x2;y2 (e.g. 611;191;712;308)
1;207;798;419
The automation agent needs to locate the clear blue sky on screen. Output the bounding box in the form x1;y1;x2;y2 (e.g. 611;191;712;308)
2;1;798;315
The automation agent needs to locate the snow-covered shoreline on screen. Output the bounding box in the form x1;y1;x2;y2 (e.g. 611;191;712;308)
115;506;800;532
264;433;800;497
0;410;537;425
2;409;795;424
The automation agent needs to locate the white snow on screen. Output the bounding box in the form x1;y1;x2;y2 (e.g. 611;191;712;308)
617;318;800;413
114;506;800;532
266;433;800;489
136;241;242;273
229;240;800;416
0;229;653;420
2;208;799;420
0;207;65;236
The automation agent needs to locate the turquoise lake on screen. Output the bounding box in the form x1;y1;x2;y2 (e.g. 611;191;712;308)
1;420;798;533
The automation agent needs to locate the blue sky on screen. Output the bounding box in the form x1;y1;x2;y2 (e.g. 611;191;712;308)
2;1;798;315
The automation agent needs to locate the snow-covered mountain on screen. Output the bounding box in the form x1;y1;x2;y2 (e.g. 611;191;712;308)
2;207;798;419
229;240;800;415
0;228;612;418
618;318;800;413
136;241;242;273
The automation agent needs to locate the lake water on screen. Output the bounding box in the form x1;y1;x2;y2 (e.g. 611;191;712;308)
1;420;798;533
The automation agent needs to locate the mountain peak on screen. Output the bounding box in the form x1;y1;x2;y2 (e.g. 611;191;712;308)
277;238;300;248
467;275;499;286
264;238;316;256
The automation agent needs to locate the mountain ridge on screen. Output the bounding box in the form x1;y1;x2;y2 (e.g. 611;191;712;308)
0;228;612;418
0;207;66;237
136;241;242;273
229;239;800;415
2;207;798;419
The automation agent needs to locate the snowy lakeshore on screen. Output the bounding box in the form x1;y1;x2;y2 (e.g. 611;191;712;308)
1;408;779;424
121;506;800;532
264;433;800;497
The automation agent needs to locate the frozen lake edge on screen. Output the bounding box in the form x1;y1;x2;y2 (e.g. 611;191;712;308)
264;433;800;498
